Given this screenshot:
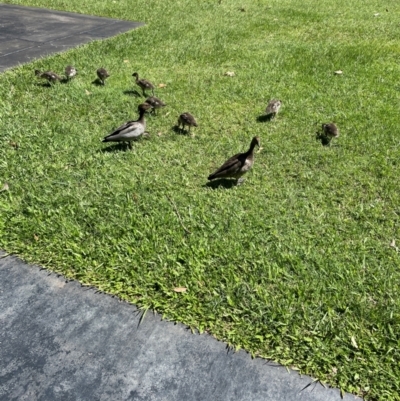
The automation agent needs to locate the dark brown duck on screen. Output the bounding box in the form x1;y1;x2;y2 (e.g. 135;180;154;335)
208;136;260;184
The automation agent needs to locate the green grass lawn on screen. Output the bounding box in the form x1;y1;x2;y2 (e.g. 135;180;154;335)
1;0;400;399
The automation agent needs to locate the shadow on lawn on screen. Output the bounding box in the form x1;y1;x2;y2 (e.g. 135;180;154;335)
204;179;238;189
92;78;109;86
100;143;131;152
315;131;339;147
36;82;56;88
123;89;142;97
59;78;76;84
256;114;274;122
37;79;77;86
171;125;191;135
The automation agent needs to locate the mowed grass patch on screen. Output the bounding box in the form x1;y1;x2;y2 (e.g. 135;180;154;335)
1;0;400;399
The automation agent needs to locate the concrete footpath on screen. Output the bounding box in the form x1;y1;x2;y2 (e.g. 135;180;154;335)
0;254;358;401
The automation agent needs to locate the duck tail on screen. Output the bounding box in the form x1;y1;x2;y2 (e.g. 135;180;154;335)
102;137;109;142
207;173;215;181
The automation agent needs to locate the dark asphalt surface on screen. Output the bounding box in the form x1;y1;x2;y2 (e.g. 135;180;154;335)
0;3;143;72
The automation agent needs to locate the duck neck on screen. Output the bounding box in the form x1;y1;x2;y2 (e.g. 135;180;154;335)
248;141;257;155
138;110;146;124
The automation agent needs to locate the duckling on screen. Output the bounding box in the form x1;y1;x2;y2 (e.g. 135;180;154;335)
102;103;152;149
132;72;155;97
145;96;166;115
265;99;282;119
316;123;339;146
208;136;260;184
65;65;77;80
35;69;61;85
97;67;110;85
178;112;198;134
322;123;339;140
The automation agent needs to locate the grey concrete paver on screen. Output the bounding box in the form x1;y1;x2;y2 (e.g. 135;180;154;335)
0;255;360;401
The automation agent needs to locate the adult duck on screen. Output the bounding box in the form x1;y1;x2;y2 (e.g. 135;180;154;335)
208;136;260;184
102;103;152;149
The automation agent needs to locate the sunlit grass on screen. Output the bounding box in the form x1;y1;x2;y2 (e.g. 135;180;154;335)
1;0;400;399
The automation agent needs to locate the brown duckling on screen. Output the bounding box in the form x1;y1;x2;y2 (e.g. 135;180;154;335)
208;136;260;184
145;96;166;114
322;123;339;139
316;123;339;146
35;69;61;84
97;67;110;85
265;99;282;119
102;103;152;149
178;112;198;134
132;72;155;97
65;65;77;80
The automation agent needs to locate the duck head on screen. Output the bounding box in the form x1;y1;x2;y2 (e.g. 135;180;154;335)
138;102;153;114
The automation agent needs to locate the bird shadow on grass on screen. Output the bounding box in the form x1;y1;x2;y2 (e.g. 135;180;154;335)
123;89;142;97
171;125;188;135
60;78;72;84
204;179;237;189
315;132;332;147
256;114;274;122
99;143;131;153
92;79;106;86
35;82;53;88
